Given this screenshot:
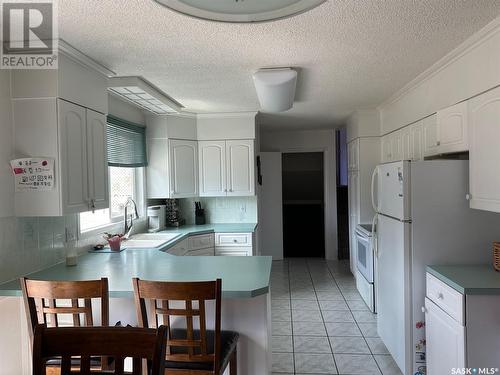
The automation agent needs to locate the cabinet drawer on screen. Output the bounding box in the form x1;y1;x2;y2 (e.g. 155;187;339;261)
166;239;189;256
186;247;214;256
188;234;215;250
215;233;252;247
426;273;464;324
215;246;251;256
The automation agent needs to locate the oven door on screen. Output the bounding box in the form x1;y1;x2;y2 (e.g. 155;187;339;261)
355;230;374;283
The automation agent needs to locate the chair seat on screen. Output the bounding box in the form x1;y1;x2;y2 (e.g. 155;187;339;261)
165;329;239;372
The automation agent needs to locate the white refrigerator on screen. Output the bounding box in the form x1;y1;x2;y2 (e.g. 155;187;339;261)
373;160;500;375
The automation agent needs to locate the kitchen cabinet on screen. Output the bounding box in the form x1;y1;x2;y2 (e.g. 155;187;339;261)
410;121;423;161
425;297;465;374
14;98;108;216
147;139;198;199
215;233;254;256
348;138;359;171
401;126;412;161
381;134;392;163
348;171;360;274
169;140;198;198
423;114;439;157
198;140;255;197
437;102;468;154
468;85;500;212
425;269;500;373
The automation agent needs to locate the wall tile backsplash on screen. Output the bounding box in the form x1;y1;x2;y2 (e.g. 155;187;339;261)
178;197;257;225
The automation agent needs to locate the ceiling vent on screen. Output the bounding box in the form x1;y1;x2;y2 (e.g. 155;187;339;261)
253;68;297;112
154;0;326;23
108;76;183;114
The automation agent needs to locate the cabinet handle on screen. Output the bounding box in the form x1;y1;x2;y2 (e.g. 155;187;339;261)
421;306;427;314
437;292;444;300
229;189;233;192
466;193;472;201
233;239;238;243
436;141;441;146
90;199;96;213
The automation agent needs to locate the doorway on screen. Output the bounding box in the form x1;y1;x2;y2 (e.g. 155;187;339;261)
336;128;349;260
282;152;325;258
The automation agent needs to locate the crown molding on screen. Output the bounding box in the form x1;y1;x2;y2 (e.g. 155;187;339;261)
379;16;500;110
58;39;116;77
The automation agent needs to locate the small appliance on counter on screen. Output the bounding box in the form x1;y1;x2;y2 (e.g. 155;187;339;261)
147;205;166;232
195;201;205;225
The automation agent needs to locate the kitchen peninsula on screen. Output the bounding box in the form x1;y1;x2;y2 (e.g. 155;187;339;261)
0;249;272;375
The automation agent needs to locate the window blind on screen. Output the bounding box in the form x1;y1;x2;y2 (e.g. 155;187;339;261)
106;115;147;167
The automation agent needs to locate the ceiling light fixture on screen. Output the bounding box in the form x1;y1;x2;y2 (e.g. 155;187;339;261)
253;68;297;113
108;76;183;115
154;0;326;23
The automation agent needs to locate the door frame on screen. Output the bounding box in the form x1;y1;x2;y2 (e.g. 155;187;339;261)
280;147;335;260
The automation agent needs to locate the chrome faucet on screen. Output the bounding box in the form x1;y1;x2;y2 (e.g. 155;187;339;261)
123;197;139;239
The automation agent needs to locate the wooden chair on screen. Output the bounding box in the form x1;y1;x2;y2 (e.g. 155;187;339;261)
32;324;168;375
20;277;109;370
132;278;238;375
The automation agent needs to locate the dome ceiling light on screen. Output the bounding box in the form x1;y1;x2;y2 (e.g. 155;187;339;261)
253;68;297;113
154;0;326;23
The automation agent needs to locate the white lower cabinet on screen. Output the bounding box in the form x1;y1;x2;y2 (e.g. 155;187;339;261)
425;297;465;374
215;233;254;256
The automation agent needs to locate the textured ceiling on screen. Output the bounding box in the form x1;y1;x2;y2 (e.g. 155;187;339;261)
59;0;500;130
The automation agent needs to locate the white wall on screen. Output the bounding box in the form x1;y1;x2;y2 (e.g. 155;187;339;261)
379;17;500;134
0;71;13;218
260;129;338;260
346;109;380;142
197;113;256;140
108;94;145;125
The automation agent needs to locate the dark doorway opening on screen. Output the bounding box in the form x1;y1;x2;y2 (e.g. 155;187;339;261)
282;152;325;258
336;128;349;260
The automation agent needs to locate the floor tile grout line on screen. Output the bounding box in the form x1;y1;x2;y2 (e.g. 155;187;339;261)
324;260;385;375
306;259;339;375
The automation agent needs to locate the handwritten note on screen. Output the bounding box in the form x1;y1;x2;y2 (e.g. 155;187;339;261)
10;158;55;192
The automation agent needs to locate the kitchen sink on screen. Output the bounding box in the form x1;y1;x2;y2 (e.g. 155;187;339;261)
119;232;181;249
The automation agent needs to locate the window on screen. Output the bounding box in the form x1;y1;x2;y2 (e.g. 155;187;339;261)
79;167;144;233
79;115;147;234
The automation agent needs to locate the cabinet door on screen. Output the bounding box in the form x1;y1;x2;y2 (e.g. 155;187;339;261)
425;298;465;374
198;141;227;197
169;139;198;198
381;135;392;163
400;127;412;161
469;86;500;212
411;121;423;161
147;138;170;198
437;101;468;154
423;114;439;157
348;139;359;171
58;99;89;214
226;140;255;196
86;109;109;211
391;130;402;161
348;171;360;274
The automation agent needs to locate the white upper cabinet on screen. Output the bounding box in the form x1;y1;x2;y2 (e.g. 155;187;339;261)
423;114;439;157
437;101;468;154
381;134;392;163
348;139;359;171
401;126;412;161
390;130;402;161
13;98;109;216
169;139;198;198
468;85;500;212
198;141;227;197
59;100;89;214
86;109;108;210
226;140;255;196
410;120;423;161
198;140;255;197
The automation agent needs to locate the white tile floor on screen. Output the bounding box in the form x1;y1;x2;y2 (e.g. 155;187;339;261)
270;258;402;375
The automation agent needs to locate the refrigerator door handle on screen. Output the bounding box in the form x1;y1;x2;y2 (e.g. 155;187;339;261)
371;166;380;212
371;214;378;258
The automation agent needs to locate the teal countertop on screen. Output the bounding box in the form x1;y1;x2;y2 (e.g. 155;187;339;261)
0;247;271;299
427;265;500;295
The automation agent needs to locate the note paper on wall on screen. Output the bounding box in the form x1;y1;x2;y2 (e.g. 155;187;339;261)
10;158;55;192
